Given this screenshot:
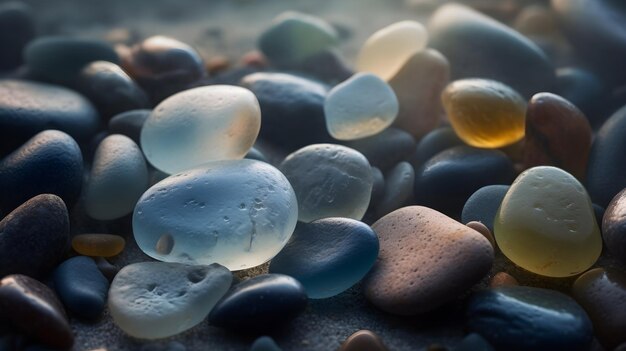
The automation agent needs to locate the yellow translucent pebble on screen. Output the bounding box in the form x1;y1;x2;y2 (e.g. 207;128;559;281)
72;234;126;257
494;166;602;277
442;79;526;148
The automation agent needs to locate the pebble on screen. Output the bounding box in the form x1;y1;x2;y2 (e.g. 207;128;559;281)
76;61;149;120
94;257;119;282
556;67;606;128
258;11;338;68
0;79;99;153
572;267;626;349
489;272;518;288
411;127;462;168
466;222;495;249
84;134;148;220
495;166;601;277
461;185;509;232
602;188;626;263
356;21;428;81
375;162;414;218
250;336;282;351
0;274;73;349
0;130;83;215
292;49;353;84
269;218;379;298
339;330;389;351
586;105;626;207
442;79;526;148
208;274;307;331
141;85;261;174
388;49;449;140
428;3;555;98
0;2;35;70
467;286;594;351
363;206;493;315
108;109;151;144
240;72;331;149
52;256;110;320
324;73;398;140
0;194;69;278
413;146;514;218
369;167;385;207
108;262;232;339
345;127;416;171
454;333;494;351
24;36;119;82
280;144;372;222
523;92;592;180
133;159;298;270
72;234;126;257
245;147;268;163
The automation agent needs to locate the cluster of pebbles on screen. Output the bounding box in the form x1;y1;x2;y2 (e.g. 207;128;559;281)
1;0;626;350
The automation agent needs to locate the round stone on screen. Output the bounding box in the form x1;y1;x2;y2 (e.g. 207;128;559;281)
269;218;379;299
356;21;428;81
462;185;510;232
375;162;415;218
71;234;126;257
280;144;373;222
489;272;519;288
556;67;606;128
250;336;282;351
0;2;35;70
602;188;626;263
141;85;261;174
108;109;151;144
466;221;495;249
363;206;493;315
339;330;389;351
410;127;463;168
442;79;526;148
133;159;298;270
495;166;602;277
455;333;495;351
345;127;416;171
108;262;232;339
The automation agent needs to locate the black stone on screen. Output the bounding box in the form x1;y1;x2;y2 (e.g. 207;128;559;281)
556;67;607;129
411;127;463;169
461;185;509;232
0;3;35;71
345;128;416;172
108;109;151;145
454;333;494;351
94;257;119;282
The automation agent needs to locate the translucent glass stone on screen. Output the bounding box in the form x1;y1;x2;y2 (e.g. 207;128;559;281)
140;85;261;174
133;159;298;270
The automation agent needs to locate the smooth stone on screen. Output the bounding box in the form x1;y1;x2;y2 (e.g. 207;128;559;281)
258;11;338;68
208;274;307;331
454;333;494;351
602;188;626;263
461;185;509;232
0;275;73;349
76;61;149;120
24;37;119;82
356;21;428;81
428;3;555;98
134;159;298;270
109;262;231;339
324;73;398;140
556;67;607;128
141;85;261;174
290;49;353;84
586;105;626;207
363;206;494;315
369;167;385;207
94;257;119;282
250;336;282;351
0;194;69;278
0;130;83;215
339;330;389;351
0;3;35;70
523;92;592;180
388;49;449;140
466;221;495;249
245;147;268;163
495;166;602;277
108;109;151;144
572;267;626;349
414;146;514;218
0;79;99;153
52;256;109;320
280;144;372;222
411;127;463;169
442;79;527;148
72;234;126;257
375;162;414;218
345;127;416;171
489;272;519;288
240;72;331;149
467;286;593;351
84;134;148;220
269;218;379;298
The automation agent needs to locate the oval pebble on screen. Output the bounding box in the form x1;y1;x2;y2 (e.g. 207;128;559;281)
345;127;416;171
602;188;626;263
339;330;389;351
108;109;151;145
133;159;298;270
454;333;494;351
52;256;109;320
495;166;601;277
280;144;372;222
72;234;126;257
141;85;261;174
250;336;282;351
108;262;232;339
269;218;379;298
375;162;414;218
461;185;509;232
208;274;307;332
363;206;493;315
84;134;148;220
324;73;398;140
556;67;606;128
0;2;35;70
411;127;462;169
466;221;495;249
467;286;593;351
489;272;519;288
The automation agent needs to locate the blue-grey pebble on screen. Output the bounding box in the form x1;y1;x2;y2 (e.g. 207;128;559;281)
467;286;594;351
345;127;416;171
245;147;268;163
411;127;463;169
108;109;151;145
52;256;109;320
454;333;494;351
376;162;414;218
369;167;385;208
209;274;307;332
269;218;379;298
0;2;35;70
461;185;509;232
556;67;607;128
250;336;282;351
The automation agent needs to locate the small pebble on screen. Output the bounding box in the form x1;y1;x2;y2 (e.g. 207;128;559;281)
250;336;282;351
0;2;35;70
346;127;416;171
461;185;510;232
466;221;495;249
94;257;119;282
108;109;150;144
556;67;606;128
72;234;126;257
454;333;494;351
602;188;626;263
338;330;389;351
375;162;414;218
489;272;518;288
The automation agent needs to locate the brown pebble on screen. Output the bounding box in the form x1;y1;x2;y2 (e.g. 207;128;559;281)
71;233;125;257
240;50;268;68
489;272;519;288
206;56;230;74
602;188;626;264
338;330;388;351
466;221;495;248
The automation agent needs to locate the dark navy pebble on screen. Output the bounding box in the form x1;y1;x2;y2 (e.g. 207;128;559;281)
454;333;494;351
346;127;416;171
556;67;607;128
0;2;35;71
108;109;151;145
411;127;462;169
94;257;119;283
461;185;509;232
250;336;282;351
